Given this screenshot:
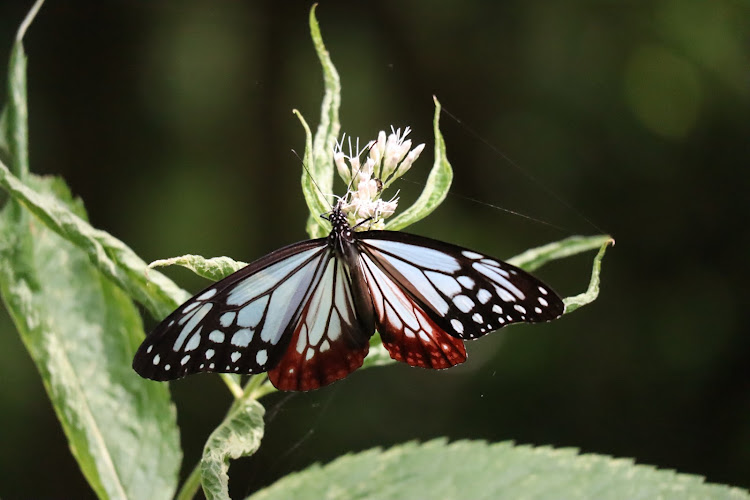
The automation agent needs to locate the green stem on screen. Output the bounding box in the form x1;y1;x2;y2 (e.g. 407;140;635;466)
175;461;202;500
220;373;244;399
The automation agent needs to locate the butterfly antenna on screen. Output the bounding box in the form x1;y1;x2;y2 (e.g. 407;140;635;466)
291;149;334;212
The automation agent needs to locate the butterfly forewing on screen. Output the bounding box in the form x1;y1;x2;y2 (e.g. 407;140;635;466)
133;239;329;381
357;231;564;341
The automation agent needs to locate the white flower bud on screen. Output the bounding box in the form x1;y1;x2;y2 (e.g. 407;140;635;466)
334;151;350;185
396;142;425;177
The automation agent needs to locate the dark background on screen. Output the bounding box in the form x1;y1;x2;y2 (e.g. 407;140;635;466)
1;1;748;498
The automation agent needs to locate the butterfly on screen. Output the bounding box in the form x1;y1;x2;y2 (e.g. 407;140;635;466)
133;203;564;391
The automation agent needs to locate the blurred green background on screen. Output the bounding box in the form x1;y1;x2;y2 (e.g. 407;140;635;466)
1;1;748;498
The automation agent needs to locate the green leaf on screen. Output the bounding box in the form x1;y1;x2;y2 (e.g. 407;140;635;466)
507;234;612;272
507;234;613;314
200;399;266;500
2;1;38;180
0;160;189;319
149;254;248;282
0;5;181;497
385;96;453;231
248;439;749;500
559;237;612;313
300;4;341;238
0;176;182;500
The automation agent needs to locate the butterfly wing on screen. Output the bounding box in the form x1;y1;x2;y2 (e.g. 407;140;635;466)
357;231;564;354
133;239;330;381
268;254;373;391
359;251;467;369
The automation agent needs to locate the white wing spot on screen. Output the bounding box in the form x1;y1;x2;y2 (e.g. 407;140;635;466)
538;286;548;295
472;312;483;324
181;355;190;366
538;296;549;307
164;364;171;370
181;301;200;315
535;307;542;314
419;330;430;342
320;340;330;352
498;317;505;324
237;296;268;328
219;312;236;328
184;330;202;351
425;270;462;298
168;320;174;327
514;304;527;314
209;362;215;369
296;325;308;354
328;313;342;343
494;285;516;303
451;319;464;334
146;345;153;354
152;354;161;365
457;275;475;289
231;329;253;347
405;328;416;338
477;288;492;304
209;330;225;343
305;348;315;361
200;363;205;369
453;294;475;313
256;349;268;366
462;250;482;260
481;258;501;267
205;349;215;359
492;304;503;314
197;289;217;301
231;351;241;363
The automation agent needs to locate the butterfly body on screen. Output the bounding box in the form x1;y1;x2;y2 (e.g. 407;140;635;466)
134;204;564;391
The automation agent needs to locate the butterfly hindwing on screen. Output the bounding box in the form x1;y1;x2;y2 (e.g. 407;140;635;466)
269;256;373;391
360;252;467;369
357;231;565;342
133;239;329;381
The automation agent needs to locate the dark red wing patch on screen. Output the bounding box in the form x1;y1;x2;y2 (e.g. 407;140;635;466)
361;254;467;369
268;317;369;391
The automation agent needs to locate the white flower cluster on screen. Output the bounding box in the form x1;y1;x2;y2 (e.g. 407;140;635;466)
333;127;425;229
